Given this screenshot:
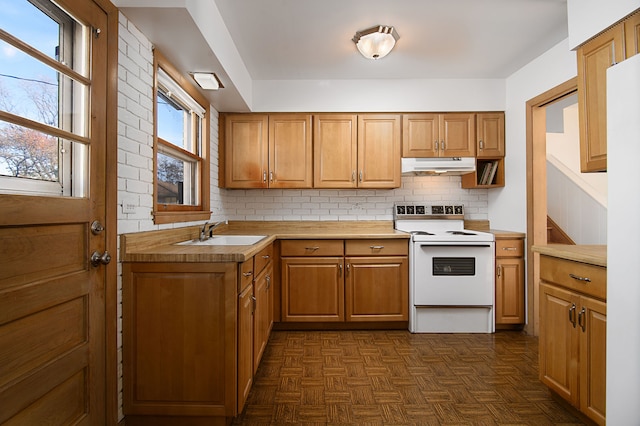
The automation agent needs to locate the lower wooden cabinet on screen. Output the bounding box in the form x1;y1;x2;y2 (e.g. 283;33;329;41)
539;255;607;425
494;237;525;325
280;238;409;323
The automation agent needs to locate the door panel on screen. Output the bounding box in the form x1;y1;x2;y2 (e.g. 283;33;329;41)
0;0;108;423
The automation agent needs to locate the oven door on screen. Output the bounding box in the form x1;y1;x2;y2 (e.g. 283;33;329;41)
411;242;494;306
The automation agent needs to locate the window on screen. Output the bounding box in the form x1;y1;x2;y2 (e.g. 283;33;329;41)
0;0;89;197
153;50;210;224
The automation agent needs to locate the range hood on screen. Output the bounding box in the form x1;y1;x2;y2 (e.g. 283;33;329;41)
401;157;476;175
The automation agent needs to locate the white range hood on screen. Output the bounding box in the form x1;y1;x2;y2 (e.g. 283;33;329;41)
401;157;476;175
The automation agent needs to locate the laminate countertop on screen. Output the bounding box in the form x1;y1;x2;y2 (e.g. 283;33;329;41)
120;220;410;263
532;244;607;267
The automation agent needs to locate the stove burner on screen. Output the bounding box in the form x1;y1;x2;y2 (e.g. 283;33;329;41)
411;231;435;236
447;230;477;236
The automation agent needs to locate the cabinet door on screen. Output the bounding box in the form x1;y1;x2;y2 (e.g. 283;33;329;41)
224;114;269;188
539;283;580;406
281;257;344;322
357;114;401;188
269;114;313;188
476;113;505;157
314;114;358;188
253;266;270;372
237;283;254;412
495;257;525;324
579;296;607;425
345;256;408;322
625;11;640;59
439;113;476;157
402;113;439;157
577;25;625;172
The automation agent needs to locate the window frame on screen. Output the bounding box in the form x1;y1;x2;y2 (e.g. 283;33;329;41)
153;49;210;224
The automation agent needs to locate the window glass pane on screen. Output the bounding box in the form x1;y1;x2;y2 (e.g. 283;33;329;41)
157;151;197;205
157;91;185;149
0;0;63;62
0;121;59;181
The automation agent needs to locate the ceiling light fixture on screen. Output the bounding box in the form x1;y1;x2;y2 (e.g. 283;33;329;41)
352;25;399;60
191;72;223;90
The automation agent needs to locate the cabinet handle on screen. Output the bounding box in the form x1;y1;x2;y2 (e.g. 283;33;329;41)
370;245;384;250
305;246;320;251
441;140;445;151
569;303;577;328
266;274;271;289
262;255;270;259
339;263;343;277
578;307;586;332
497;265;501;277
352;171;356;182
569;273;591;283
479;140;484;150
251;295;257;312
434;141;439;151
359;171;363;182
263;171;267;183
346;263;351;276
242;271;253;277
502;247;517;251
269;171;274;183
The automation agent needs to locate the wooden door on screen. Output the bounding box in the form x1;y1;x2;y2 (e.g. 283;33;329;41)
402;113;439;157
357;114;401;188
577;24;624;172
624;11;640;58
579;296;607;425
281;257;344;322
439;113;476;157
0;0;111;423
237;282;254;412
314;114;358;188
495;258;525;324
224;114;268;188
345;257;408;322
269;114;312;188
539;284;580;406
476;113;505;157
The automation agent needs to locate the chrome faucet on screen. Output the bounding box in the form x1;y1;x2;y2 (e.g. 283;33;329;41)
199;220;228;241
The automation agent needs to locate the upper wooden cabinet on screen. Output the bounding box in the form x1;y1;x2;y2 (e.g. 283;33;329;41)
476;113;505;158
625;10;640;58
222;114;312;188
223;114;269;188
313;114;358;188
577;10;639;173
357;114;402;188
402;113;475;158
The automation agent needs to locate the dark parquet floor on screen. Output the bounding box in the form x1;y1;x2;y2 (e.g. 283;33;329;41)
232;330;585;426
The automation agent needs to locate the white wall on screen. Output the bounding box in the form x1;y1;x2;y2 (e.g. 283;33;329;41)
568;0;640;49
490;39;577;233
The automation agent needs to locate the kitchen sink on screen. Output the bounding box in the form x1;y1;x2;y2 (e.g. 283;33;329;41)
177;235;267;246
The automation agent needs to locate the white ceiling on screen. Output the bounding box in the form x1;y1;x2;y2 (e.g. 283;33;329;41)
115;0;568;111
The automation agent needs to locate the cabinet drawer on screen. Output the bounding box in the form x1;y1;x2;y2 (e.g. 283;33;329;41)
254;243;273;275
496;239;524;258
540;255;606;300
239;259;254;292
345;239;408;256
280;239;344;256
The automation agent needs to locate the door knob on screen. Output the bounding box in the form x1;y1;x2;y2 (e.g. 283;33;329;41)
91;250;111;267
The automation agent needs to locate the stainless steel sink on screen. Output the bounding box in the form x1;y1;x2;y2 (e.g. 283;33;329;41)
176;235;266;246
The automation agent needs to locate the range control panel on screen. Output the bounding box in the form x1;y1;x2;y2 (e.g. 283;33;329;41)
394;203;464;219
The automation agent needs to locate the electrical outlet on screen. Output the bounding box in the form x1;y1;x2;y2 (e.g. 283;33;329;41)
122;202;136;214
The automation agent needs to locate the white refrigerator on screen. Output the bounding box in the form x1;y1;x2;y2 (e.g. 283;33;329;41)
606;52;640;423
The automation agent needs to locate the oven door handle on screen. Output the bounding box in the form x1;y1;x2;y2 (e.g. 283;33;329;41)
415;243;493;248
